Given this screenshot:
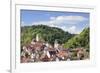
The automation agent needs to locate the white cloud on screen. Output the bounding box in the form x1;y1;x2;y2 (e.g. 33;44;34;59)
66;26;81;34
54;15;87;25
66;26;76;34
56;16;87;21
32;15;88;34
50;17;56;20
33;15;87;25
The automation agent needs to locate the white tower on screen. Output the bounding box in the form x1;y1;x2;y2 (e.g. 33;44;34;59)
54;40;59;49
36;34;39;42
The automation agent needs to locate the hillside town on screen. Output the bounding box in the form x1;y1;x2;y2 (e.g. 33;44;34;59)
21;34;89;63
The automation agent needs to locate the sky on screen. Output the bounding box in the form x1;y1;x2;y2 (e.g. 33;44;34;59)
21;10;90;34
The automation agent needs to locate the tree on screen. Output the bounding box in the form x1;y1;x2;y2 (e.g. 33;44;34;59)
21;25;74;46
63;27;90;49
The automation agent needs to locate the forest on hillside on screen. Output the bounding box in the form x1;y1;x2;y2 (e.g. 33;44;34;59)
64;27;89;51
21;25;75;46
21;25;89;50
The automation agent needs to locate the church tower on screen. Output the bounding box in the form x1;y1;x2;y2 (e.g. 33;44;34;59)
36;34;39;42
54;40;59;49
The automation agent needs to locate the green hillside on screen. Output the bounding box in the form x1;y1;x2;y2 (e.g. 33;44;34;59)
63;27;89;50
21;25;74;46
